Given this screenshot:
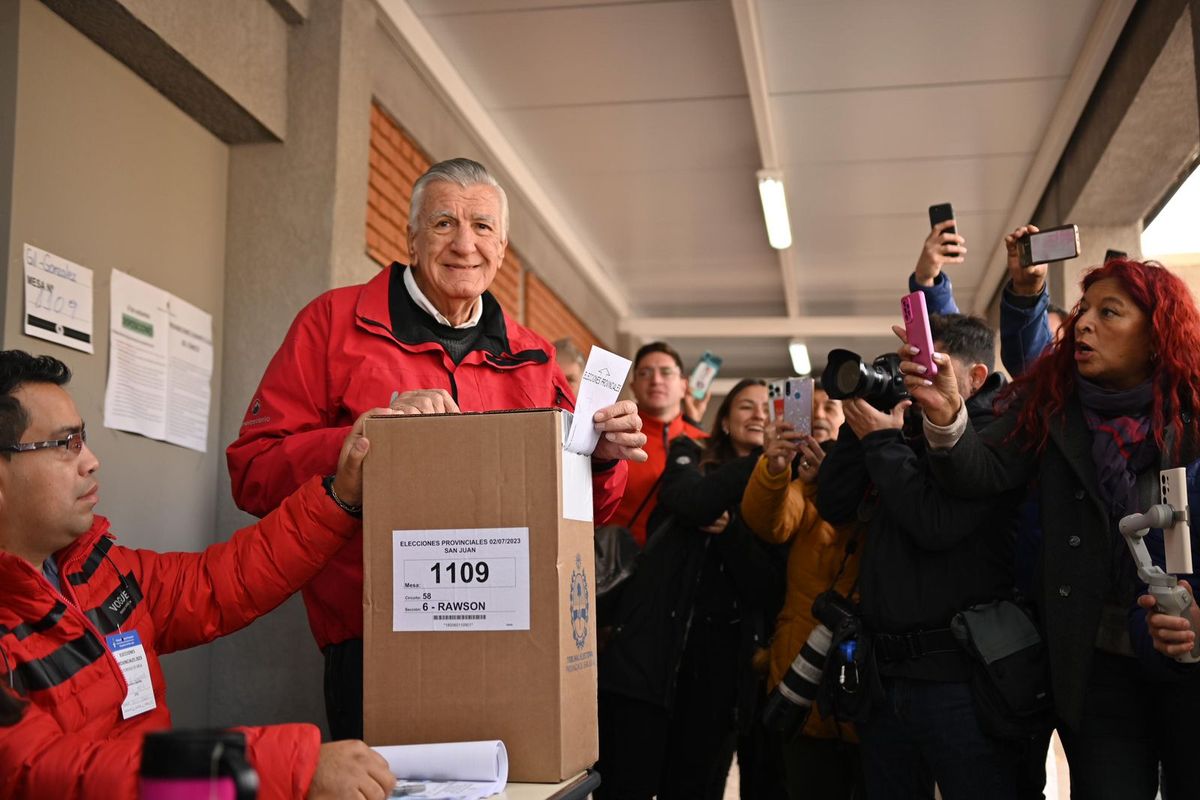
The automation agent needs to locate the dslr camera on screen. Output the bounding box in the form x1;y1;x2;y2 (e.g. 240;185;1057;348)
822;349;909;412
761;590;859;736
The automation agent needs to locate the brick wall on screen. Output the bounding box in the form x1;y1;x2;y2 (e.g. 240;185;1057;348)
366;99;603;353
525;272;603;355
367;102;430;266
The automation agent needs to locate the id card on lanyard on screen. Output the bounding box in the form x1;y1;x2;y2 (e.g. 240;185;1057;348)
105;631;156;719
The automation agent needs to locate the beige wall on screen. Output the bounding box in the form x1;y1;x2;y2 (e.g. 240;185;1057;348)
2;0;230;725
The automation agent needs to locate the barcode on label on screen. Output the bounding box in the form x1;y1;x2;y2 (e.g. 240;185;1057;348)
433;614;486;620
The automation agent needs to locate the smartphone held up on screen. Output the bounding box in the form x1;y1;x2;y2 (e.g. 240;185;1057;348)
1017;224;1081;268
689;351;723;401
928;202;955;236
768;378;813;436
901;291;938;378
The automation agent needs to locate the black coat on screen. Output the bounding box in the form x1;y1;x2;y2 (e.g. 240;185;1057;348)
927;392;1200;728
597;437;786;710
817;373;1021;682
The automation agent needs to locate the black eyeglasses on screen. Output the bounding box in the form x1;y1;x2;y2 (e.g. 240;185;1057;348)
1;427;87;456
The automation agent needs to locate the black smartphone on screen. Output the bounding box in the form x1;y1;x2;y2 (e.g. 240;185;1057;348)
1104;248;1128;262
1017;224;1081;268
928;203;955;236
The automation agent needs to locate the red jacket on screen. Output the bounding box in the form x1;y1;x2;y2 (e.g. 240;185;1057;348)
227;264;628;649
0;477;357;800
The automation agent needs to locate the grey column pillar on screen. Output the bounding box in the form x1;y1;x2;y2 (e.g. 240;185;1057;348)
209;0;377;734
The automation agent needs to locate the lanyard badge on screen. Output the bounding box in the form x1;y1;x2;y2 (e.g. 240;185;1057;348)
105;631;156;719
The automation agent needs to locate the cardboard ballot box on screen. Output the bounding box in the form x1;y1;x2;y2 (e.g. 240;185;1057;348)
362;409;599;782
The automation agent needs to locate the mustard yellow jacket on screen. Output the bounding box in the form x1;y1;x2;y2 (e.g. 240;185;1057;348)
740;455;862;740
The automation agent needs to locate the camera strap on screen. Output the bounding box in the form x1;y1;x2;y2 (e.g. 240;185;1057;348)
824;525;863;596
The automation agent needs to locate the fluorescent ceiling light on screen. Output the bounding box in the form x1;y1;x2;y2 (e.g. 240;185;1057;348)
789;340;811;375
757;169;793;250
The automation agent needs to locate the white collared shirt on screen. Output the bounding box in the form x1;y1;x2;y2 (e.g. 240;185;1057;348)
403;266;483;329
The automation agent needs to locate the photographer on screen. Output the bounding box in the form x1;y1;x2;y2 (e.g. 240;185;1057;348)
816;315;1024;799
741;386;864;799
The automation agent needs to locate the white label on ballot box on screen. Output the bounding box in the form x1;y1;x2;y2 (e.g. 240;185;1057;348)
392;527;530;632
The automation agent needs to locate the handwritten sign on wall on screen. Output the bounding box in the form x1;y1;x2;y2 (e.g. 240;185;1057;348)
23;244;94;353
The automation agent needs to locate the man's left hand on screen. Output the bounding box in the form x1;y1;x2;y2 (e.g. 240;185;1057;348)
843;397;910;440
682;392;710;424
592;400;648;462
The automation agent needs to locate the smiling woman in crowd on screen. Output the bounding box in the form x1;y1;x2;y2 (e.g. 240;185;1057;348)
597;379;788;800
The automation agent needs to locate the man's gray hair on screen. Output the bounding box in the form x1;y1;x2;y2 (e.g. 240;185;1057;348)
553;337;585;368
409;158;509;236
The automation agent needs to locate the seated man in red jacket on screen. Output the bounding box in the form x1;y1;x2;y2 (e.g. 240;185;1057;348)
227;157;647;739
0;350;396;800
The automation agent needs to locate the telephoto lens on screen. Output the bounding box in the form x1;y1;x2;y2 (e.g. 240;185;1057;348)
822;349;909;411
761;623;833;736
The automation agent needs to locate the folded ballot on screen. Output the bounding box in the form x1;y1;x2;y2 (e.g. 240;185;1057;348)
373;740;507;799
563;346;632;456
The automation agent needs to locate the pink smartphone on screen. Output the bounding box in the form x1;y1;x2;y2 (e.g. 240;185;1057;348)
901;291;938;378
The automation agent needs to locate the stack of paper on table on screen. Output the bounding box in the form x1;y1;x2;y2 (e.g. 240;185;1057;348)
373;740;508;800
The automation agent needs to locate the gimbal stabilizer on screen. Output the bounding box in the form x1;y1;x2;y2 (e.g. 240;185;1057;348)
1119;501;1200;663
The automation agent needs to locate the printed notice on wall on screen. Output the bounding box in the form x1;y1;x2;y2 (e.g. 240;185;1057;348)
23;244;95;353
392;527;530;632
104;270;214;452
165;295;214;451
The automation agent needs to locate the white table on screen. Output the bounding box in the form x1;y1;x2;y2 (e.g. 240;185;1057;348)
497;770;599;800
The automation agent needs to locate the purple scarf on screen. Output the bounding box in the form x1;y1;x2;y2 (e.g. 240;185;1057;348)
1076;375;1156;518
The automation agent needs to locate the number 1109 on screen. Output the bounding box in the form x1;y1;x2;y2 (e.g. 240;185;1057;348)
430;560;490;584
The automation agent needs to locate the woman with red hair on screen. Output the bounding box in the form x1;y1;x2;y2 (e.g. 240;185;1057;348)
906;256;1200;799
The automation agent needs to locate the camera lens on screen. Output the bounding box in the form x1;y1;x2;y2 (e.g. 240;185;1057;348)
835;360;864;395
822;349;910;411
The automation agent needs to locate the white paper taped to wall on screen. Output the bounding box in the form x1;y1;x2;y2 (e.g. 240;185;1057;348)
23;244;94;354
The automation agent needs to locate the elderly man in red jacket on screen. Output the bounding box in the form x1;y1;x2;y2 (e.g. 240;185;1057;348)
227;157;647;739
0;350;398;800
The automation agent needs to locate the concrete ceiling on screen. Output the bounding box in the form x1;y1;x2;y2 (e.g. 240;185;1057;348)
393;0;1129;382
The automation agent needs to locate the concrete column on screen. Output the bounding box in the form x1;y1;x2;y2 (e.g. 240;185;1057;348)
209;0;378;734
1049;222;1144;310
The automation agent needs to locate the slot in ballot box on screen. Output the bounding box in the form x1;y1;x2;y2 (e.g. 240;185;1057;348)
362;409;599;782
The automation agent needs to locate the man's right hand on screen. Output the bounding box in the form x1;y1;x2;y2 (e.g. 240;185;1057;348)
914;220;966;286
843;398;909;439
390;389;460;415
308;741;395;800
1004;224;1047;296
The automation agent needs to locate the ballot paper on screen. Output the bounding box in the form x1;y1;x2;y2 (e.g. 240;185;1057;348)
563;346;632;456
373;740;507;800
